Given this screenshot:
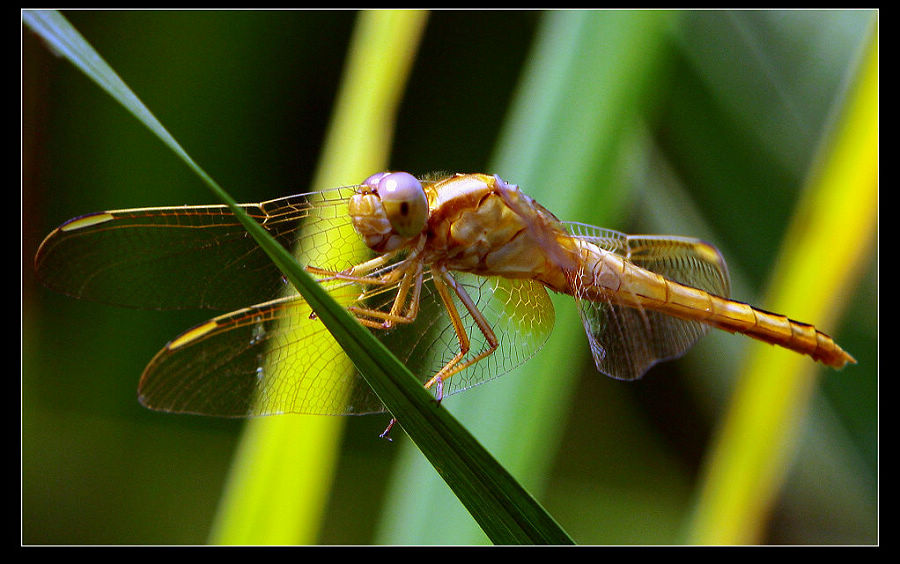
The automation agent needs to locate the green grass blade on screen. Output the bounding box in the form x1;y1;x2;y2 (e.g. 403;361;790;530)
24;9;572;545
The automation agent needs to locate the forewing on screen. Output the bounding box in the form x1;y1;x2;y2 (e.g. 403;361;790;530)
34;186;363;311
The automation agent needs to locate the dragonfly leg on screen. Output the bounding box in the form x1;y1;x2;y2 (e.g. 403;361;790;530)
305;255;397;285
307;240;426;325
387;259;423;323
423;268;499;402
304;257;402;322
379;418;397;441
305;262;406;322
306;235;426;286
347;259;424;329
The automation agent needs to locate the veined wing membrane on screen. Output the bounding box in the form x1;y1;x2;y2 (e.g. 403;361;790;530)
138;288;384;416
138;271;555;416
566;223;731;381
34;186;361;311
565;222;730;295
385;272;555;399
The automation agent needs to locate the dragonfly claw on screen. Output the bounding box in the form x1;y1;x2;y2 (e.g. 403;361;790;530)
379;418;396;441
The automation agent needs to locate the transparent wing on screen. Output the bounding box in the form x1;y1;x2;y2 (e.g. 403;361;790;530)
564;221;730;294
565;223;731;381
34;185;363;311
137;271;556;416
383;272;555;398
137;287;384;416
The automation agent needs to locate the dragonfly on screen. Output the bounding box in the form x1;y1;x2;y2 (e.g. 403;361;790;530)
34;171;855;419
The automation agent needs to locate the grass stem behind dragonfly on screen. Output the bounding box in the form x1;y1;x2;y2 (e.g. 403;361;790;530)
34;171;855;418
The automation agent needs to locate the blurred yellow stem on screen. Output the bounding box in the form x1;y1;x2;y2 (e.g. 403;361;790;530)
687;27;877;544
208;10;427;545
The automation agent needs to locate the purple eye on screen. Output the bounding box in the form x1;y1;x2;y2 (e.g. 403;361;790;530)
362;171;391;190
376;172;421;199
376;172;428;238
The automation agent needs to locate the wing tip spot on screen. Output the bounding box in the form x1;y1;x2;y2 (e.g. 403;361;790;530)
60;212;116;232
168;320;218;350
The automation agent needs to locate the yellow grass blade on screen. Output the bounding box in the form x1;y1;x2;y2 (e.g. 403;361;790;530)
687;25;877;545
208;10;427;544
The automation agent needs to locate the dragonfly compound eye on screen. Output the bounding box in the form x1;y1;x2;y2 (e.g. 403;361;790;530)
362;171;390;190
376;172;428;238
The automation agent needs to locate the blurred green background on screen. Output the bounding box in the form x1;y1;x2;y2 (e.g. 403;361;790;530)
22;10;876;544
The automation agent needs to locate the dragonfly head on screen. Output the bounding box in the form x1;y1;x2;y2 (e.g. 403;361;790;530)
349;171;429;252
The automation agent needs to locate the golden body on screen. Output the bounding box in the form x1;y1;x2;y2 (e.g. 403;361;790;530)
35;170;853;417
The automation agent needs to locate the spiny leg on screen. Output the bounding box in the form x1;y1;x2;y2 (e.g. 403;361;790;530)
305;240;425;324
305;252;400;285
304;255;403;322
306;235;426;285
349;260;424;329
423;268;500;402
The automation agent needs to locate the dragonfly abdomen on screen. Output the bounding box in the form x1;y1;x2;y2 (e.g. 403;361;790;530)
578;248;855;369
641;276;855;369
701;296;856;368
